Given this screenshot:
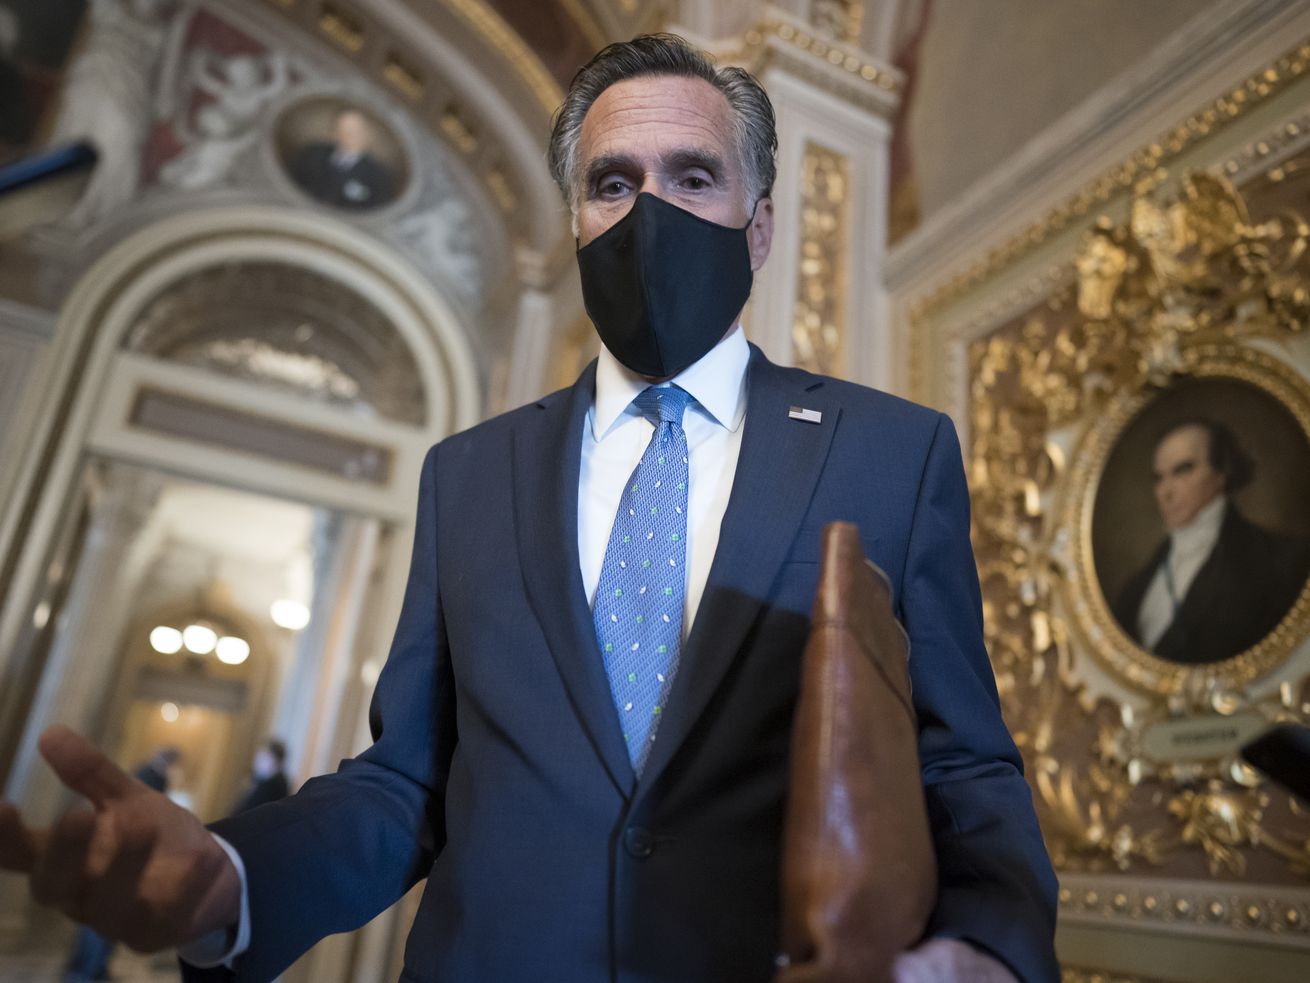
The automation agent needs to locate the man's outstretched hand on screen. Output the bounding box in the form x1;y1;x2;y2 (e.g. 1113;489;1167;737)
0;726;240;952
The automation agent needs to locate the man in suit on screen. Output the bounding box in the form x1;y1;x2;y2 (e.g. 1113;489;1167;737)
229;740;290;816
0;35;1058;983
1114;418;1310;664
288;108;395;210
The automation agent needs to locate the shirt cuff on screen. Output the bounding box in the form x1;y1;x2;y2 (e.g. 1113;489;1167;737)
176;833;251;968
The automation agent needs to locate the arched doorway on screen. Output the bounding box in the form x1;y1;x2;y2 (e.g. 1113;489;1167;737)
0;206;479;977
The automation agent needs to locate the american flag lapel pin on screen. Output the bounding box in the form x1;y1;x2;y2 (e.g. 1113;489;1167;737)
788;406;822;424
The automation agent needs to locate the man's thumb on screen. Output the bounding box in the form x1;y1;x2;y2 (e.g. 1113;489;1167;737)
38;726;135;808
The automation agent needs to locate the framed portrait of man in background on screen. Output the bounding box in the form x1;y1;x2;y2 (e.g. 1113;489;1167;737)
274;95;408;211
1092;375;1310;667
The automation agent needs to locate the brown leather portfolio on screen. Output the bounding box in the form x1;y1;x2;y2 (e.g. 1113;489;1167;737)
776;521;937;983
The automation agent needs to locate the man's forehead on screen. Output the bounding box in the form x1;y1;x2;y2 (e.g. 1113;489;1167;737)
1155;425;1208;462
578;75;733;157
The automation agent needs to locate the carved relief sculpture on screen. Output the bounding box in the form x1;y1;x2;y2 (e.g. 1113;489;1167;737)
46;0;182;226
159;47;289;190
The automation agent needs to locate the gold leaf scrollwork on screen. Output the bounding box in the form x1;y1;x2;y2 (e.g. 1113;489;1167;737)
1168;783;1266;876
1034;754;1177;872
1083;173;1310;349
792;142;850;376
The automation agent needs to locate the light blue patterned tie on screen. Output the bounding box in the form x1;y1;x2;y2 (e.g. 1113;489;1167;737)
594;385;693;775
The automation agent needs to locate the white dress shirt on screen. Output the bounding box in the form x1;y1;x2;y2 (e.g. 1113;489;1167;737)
181;326;752;968
1136;495;1226;649
580;325;749;637
174;836;250;965
330;149;362;170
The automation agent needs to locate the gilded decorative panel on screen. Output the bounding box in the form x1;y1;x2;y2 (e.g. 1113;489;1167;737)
970;151;1310;939
792;141;850;376
810;0;864;45
969;150;1310;943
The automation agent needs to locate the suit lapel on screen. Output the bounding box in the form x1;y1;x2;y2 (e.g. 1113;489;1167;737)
636;347;839;796
512;362;636;796
1117;540;1168;641
1155;508;1236;659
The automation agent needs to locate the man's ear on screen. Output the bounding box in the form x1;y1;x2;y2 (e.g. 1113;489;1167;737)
748;197;774;272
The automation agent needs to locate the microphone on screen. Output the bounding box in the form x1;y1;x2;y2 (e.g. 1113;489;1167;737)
0;141;97;198
0;141;98;237
1240;724;1310;804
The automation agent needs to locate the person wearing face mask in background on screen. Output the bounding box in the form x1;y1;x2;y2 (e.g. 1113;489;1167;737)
229;740;291;817
1;34;1058;983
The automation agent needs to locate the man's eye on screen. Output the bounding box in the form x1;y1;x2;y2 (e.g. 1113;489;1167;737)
682;175;710;190
598;178;630;197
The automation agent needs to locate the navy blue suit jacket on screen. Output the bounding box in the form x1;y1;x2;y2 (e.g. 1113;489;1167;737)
197;347;1058;983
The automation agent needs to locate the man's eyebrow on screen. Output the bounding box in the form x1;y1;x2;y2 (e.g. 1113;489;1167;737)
582;148;730;188
661;147;726;175
584;152;641;188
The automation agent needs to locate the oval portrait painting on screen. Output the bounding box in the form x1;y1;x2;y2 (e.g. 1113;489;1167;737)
275;97;408;211
1092;376;1310;665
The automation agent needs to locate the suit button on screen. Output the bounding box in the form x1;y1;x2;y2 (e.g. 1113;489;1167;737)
624;826;655;859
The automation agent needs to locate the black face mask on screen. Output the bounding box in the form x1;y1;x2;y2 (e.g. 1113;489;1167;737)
577;192;754;378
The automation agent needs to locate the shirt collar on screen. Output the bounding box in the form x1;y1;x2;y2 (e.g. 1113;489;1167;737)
1169;494;1226;556
591;324;750;440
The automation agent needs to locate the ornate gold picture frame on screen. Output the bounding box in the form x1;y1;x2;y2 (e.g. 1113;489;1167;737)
1063;344;1310;697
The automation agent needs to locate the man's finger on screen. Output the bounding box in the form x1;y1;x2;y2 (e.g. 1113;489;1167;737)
30;807;95;909
38;726;136;808
0;802;42;873
81;816;159;942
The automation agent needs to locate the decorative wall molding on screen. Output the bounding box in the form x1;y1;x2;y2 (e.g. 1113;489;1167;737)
905;74;1310;413
693;6;901;119
1062;966;1179;983
887;0;1310;303
435;0;564;116
1060;874;1310;951
254;0;568;252
809;0;865;45
737;61;893;390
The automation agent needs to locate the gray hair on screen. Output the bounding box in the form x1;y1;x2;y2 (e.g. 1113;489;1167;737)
1157;417;1255;494
547;34;777;214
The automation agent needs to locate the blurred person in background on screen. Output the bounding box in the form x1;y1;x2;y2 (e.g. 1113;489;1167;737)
230;739;291;816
